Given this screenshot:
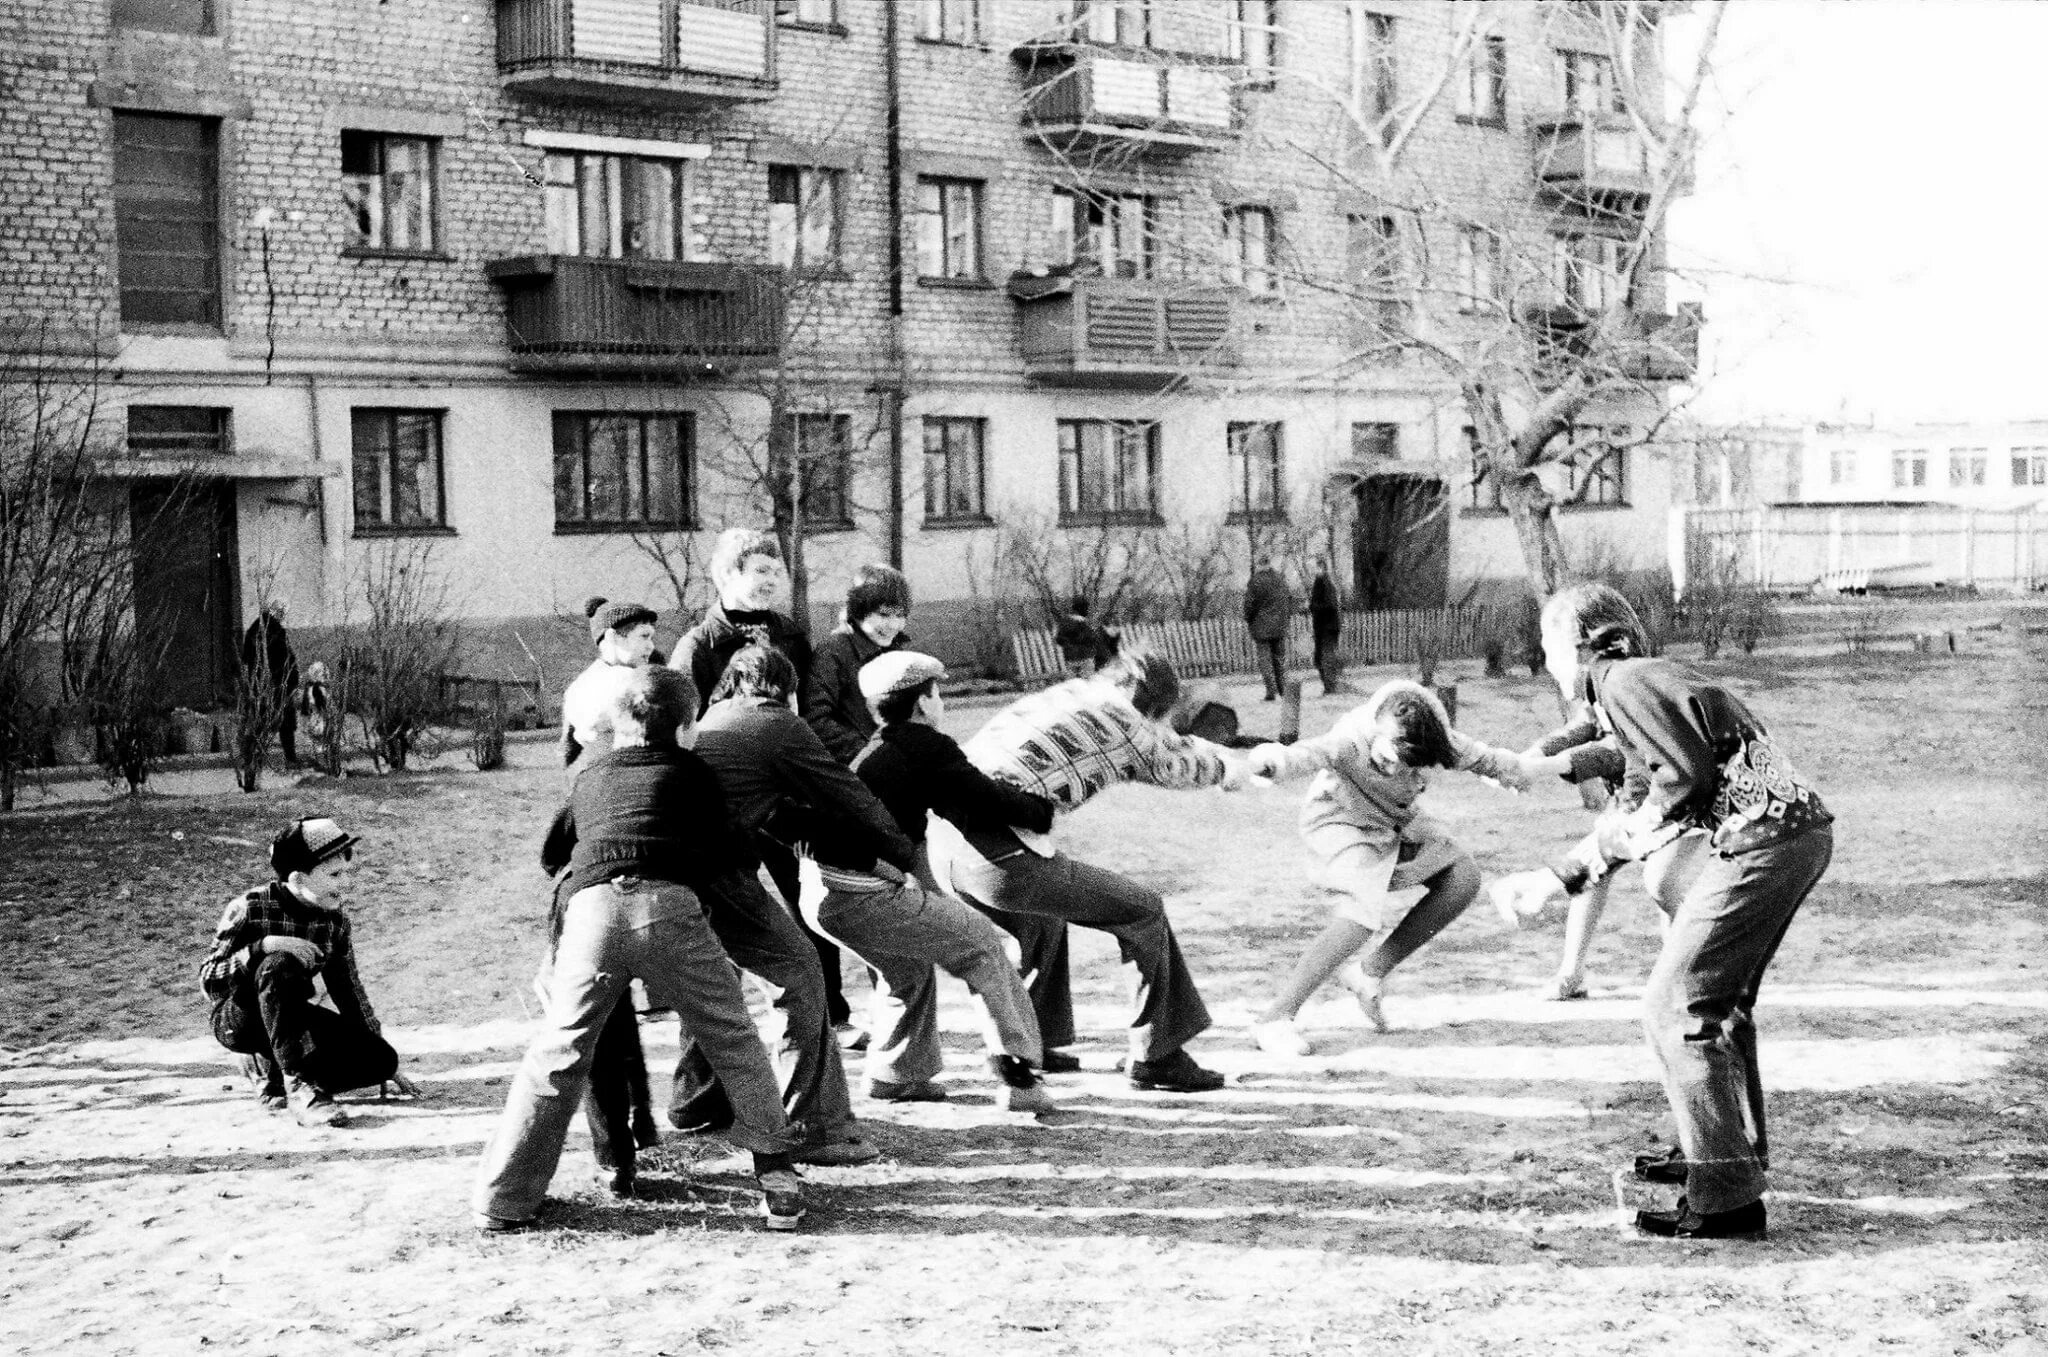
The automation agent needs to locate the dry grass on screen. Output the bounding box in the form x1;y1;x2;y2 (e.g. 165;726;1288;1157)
3;612;2045;1355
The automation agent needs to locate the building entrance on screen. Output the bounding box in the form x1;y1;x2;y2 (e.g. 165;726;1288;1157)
1351;473;1448;609
131;480;239;710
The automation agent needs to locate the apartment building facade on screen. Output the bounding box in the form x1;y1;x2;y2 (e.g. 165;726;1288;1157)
1;0;1694;697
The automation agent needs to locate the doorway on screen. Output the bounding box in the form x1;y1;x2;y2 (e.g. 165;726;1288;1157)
1352;473;1448;609
131;479;238;709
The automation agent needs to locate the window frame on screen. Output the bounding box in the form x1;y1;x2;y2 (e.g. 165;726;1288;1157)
922;416;990;524
113;111;221;331
790;412;856;531
1893;449;1928;489
1455;34;1509;126
775;0;841;30
350;407;450;535
1223;203;1278;295
340;129;442;257
126;405;231;458
1352;8;1398;121
1456;225;1500;314
1347;212;1406;325
1047;186;1156;279
550;411;696;534
111;0;213;35
1226;420;1286;523
1554;47;1618;116
1464;425;1505;513
1058;418;1162;524
1551;233;1630;313
1947;448;1988;488
767;164;844;270
543;150;692;262
1228;0;1278;74
1566;426;1631;509
914;176;985;283
2011;449;2048;487
916;0;984;45
1829;449;1857;487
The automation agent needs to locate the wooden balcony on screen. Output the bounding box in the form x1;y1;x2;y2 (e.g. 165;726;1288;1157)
1523;301;1701;384
1530;114;1655;205
496;0;774;110
1010;273;1237;388
485;255;783;375
1012;48;1237;157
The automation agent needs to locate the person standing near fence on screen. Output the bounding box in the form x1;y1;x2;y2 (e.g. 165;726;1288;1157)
1243;556;1294;702
1309;560;1348;697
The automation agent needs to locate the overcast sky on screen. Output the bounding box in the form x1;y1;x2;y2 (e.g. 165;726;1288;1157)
1668;0;2048;427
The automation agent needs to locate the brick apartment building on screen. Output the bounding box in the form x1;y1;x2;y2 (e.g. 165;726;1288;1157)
0;0;1695;701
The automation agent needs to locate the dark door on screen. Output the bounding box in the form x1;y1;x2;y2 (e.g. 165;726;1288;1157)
131;479;238;709
1352;473;1449;609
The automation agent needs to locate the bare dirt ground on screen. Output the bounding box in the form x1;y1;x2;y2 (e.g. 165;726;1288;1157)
4;602;2046;1356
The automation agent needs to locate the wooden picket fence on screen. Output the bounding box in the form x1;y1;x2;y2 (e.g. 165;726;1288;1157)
1010;604;1521;685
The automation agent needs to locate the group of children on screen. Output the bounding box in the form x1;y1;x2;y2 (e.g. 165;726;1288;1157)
201;526;1832;1243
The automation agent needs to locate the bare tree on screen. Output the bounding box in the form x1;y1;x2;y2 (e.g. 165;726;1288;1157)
334;539;459;773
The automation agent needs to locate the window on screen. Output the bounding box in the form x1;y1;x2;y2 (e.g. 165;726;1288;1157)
1228;422;1284;520
113;112;220;328
2012;449;2048;487
1455;34;1508;125
1457;226;1499;314
1047;187;1154;279
914;177;982;281
1948;449;1987;488
1464;425;1503;511
1352;421;1399;463
341;131;438;254
1060;0;1150;47
1829;450;1857;486
1351;9;1398;120
1554;48;1617;114
1224;204;1277;294
112;0;211;34
543;152;689;261
791;413;854;528
351;409;446;532
917;0;982;44
1348;213;1405;325
1892;449;1927;489
1567;426;1630;507
1551;235;1628;312
127;406;229;458
552;413;693;531
1058;419;1159;521
1228;0;1277;73
768;165;842;269
923;417;987;521
776;0;838;26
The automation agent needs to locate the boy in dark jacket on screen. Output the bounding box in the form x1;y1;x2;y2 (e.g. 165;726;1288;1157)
805;564;911;764
673;529;812;720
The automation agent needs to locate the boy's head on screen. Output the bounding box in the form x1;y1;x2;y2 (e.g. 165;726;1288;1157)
270;818;359;896
845;564;911;648
861;651;946;727
710;529;788;613
1097;644;1180;720
1068;594;1089;617
709;642;798;707
609;665;699;749
585;596;659;665
1371;688;1457;771
1538;583;1649;699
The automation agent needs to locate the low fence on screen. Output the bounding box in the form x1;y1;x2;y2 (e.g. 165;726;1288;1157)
1011;604;1522;685
1676;503;2048;595
436;674;546;724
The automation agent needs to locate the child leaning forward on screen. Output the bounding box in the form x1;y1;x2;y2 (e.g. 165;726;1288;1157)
1243;680;1533;1054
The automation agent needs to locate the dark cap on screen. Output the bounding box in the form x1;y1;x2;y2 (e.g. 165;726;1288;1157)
270;817;359;879
585;596;658;644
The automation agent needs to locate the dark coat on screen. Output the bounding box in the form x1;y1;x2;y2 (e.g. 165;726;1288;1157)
803;622;905;764
672;603;812;719
239;613;298;695
1309;573;1343;638
1242;568;1294;642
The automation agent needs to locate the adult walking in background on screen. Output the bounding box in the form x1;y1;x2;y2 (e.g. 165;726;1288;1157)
1309;559;1349;697
240;599;300;766
1494;583;1834;1241
1243;556;1294;702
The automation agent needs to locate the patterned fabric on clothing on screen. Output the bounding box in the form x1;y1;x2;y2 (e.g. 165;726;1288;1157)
199;883;379;1034
962;679;1230;813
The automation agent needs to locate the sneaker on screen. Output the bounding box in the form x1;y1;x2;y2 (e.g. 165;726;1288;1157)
1039;1049;1082;1074
287;1078;348;1128
757;1167;805;1232
238;1053;285;1108
1126;1050;1227;1093
789;1136;881;1167
1252;1019;1313;1057
598;1165;636;1199
1551;972;1590;1002
1337;963;1389;1033
989;1055;1058;1115
1634;1196;1766;1240
866;1078;949;1103
473;1212;538;1234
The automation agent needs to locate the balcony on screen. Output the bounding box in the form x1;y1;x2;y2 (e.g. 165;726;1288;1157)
1010;273;1237;388
485;255;783;375
495;0;774;110
1530;114;1655;205
1012;48;1237;157
1523;300;1702;384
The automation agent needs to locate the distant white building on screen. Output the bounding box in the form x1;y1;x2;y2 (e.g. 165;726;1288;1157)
1795;420;2048;509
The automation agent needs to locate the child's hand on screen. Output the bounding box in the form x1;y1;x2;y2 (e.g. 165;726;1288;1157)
261;936;324;969
1242;744;1285;779
1488;869;1569;929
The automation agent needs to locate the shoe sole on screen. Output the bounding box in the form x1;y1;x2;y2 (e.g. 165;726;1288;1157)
789;1143;881;1167
760;1204;805;1232
1127;1077;1226;1093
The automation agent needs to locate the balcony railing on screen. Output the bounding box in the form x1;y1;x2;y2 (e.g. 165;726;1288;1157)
485;254;783;375
496;0;774;109
1010;272;1237;388
1530;113;1655;204
1014;48;1237;156
1523;300;1701;384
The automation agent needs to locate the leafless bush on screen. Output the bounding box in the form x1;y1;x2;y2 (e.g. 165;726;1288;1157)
959;533;1024;679
1839;599;1898;656
335;540;458;772
1001;507;1155;628
231;661;286;791
71;600;174;794
1143;517;1234;622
